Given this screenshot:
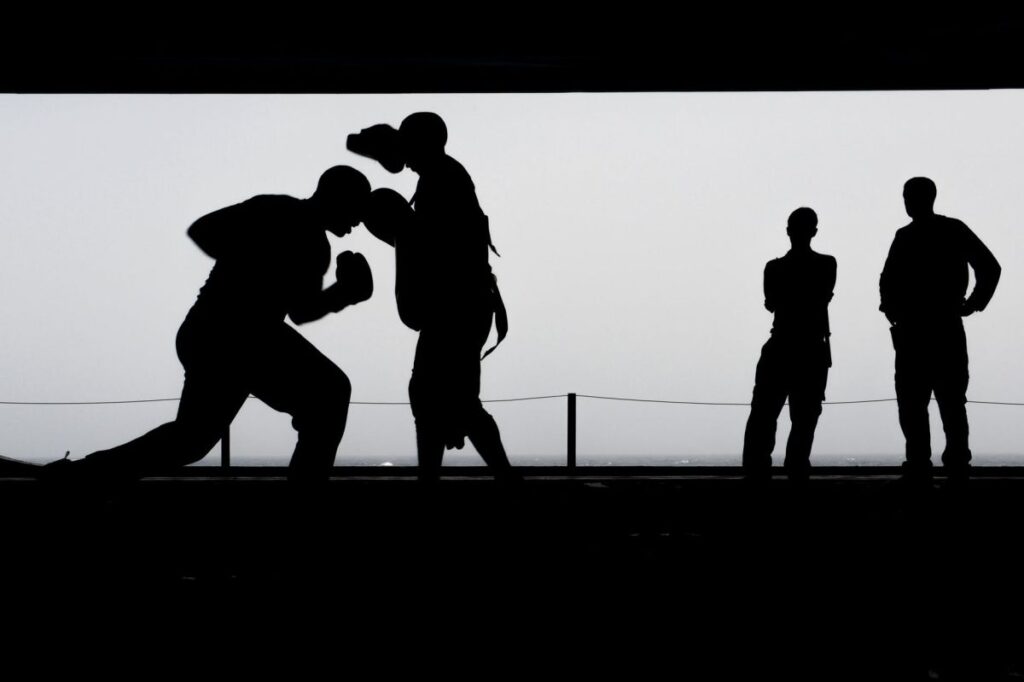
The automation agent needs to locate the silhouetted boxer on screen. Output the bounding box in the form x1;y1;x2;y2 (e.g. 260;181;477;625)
46;166;373;481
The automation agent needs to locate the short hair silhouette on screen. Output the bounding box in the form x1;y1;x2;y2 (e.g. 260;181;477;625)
787;207;818;236
903;177;937;217
400;112;448;152
310;165;372;233
313;165;372;204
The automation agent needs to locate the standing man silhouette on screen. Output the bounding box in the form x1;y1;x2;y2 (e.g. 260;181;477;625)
350;113;513;482
880;177;1001;480
46;166;373;482
742;208;836;479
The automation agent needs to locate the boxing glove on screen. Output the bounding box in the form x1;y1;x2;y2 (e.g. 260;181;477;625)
334;251;374;308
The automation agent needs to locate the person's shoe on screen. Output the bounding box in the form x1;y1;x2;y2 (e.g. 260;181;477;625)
898;460;934;491
742;464;773;484
37;451;76;480
494;468;524;490
784;461;811;484
943;462;971;490
37;451;109;483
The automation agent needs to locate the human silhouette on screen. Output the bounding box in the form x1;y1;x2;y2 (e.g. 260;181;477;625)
43;166;374;481
880;177;1001;480
742;208;836;479
350;113;514;482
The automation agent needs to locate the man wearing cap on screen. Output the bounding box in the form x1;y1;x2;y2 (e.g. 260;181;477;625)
45;166;374;482
742;207;836;479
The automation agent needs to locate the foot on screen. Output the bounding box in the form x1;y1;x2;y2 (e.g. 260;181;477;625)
493;468;523;488
784;461;811;483
898;460;934;490
37;451;82;481
742;464;773;482
943;461;971;487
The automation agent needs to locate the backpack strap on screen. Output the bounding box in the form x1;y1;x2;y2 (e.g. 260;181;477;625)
481;275;508;361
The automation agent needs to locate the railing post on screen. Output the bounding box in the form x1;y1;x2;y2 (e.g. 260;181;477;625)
221;425;230;468
567;392;577;470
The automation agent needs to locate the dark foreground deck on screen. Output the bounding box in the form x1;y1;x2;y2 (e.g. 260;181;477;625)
3;467;1023;678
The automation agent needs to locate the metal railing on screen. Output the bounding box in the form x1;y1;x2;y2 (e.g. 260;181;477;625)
5;392;1024;469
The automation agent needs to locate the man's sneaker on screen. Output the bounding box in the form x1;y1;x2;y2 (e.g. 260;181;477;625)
943;462;971;487
38;451;79;481
784;461;811;483
898;461;934;492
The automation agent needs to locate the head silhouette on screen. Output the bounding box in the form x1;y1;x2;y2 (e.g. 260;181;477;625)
310;166;371;237
786;207;818;248
399;112;448;173
364;188;415;247
903;177;937;220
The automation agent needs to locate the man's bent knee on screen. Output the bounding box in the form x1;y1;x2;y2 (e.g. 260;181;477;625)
313;367;352;414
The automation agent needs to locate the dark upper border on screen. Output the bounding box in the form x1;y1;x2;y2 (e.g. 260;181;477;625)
5;12;1024;93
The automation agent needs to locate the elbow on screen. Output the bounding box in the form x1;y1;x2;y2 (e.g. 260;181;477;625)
186;218;204;243
187;221;214;257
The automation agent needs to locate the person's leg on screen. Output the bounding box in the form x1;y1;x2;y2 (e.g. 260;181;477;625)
742;340;788;475
74;319;248;477
894;326;934;473
414;424;446;482
466;406;514;479
785;348;829;476
247;324;351;481
82;378;247;477
412;304;514;480
409;330;447;481
462;307;514;478
935;322;971;473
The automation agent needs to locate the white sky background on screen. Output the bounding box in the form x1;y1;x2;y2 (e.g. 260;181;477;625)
0;92;1021;466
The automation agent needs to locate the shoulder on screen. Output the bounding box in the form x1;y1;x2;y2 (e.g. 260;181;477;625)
890;223;915;246
247;194;301;209
764;257;788;281
935;215;981;245
941;215;973;235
